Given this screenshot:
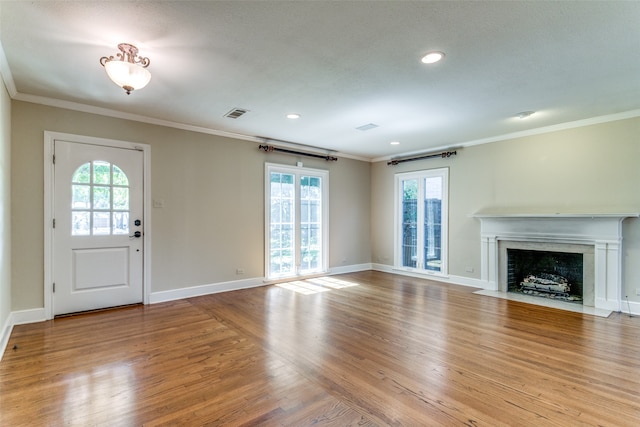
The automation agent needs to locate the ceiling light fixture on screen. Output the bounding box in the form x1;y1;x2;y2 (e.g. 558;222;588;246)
516;111;535;119
390;141;400;145
100;43;151;95
287;113;301;119
421;51;445;64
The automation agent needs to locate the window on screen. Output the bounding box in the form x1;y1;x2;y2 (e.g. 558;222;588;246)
71;161;130;236
394;168;448;274
266;163;328;279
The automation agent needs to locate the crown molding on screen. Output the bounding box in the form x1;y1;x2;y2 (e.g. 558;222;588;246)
371;109;640;164
0;40;17;97
10;90;369;162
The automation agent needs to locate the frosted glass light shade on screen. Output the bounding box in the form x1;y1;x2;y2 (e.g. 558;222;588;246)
104;60;151;94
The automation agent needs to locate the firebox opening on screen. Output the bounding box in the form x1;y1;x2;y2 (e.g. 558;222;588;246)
507;249;583;304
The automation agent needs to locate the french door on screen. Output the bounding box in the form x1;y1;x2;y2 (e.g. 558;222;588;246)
266;163;328;279
395;168;448;275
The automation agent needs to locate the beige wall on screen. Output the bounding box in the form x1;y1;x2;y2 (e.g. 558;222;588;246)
371;116;640;302
0;77;10;328
10;99;640;312
11;101;371;310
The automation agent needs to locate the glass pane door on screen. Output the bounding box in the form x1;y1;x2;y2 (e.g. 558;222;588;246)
402;179;418;268
269;172;295;277
424;176;442;272
266;165;328;279
395;168;448;275
300;175;323;273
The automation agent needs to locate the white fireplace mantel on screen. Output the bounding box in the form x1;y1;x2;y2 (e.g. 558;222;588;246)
473;213;638;311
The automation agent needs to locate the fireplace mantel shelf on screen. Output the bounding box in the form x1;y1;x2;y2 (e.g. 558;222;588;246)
472;213;639;219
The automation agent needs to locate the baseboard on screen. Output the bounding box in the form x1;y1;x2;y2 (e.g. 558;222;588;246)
0;315;12;362
445;274;488;289
0;308;47;362
371;263;490;289
371;263;489;289
371;263;394;273
149;277;267;304
11;307;47;325
620;299;640;316
329;263;373;275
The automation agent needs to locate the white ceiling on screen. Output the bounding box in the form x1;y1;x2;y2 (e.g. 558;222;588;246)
1;1;639;160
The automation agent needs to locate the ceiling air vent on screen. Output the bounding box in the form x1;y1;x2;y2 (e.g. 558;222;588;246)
224;108;249;119
356;123;379;131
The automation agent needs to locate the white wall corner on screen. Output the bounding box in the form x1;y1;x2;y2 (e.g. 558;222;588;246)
0;308;47;362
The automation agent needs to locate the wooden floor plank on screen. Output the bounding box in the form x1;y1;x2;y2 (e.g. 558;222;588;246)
1;271;639;426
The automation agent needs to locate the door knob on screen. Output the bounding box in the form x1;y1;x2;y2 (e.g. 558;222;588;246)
130;231;142;238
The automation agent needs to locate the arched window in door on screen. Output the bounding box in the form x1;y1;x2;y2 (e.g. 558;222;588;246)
71;160;130;236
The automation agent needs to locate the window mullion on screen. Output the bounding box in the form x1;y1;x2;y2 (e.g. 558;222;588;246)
294;172;301;275
416;179;425;270
89;161;94;234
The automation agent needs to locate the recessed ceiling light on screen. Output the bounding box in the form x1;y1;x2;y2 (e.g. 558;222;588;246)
516;111;535;119
286;113;301;119
421;51;445;64
390;141;400;145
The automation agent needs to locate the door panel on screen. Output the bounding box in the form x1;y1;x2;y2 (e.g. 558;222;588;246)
73;247;129;290
54;140;143;315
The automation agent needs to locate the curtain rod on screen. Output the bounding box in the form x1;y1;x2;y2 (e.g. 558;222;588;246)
259;144;338;162
387;150;457;166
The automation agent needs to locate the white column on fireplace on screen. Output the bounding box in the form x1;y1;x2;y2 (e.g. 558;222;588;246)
474;213;638;312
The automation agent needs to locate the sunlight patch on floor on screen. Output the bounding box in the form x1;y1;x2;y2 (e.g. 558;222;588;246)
276;276;359;294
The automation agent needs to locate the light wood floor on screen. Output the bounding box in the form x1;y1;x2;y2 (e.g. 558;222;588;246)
1;271;639;426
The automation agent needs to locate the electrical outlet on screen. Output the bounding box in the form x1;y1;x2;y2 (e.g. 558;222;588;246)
236;268;244;275
153;199;165;208
465;266;474;273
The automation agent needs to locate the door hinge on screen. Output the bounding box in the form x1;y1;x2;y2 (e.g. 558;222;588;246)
53;283;55;293
53;154;55;164
53;218;56;228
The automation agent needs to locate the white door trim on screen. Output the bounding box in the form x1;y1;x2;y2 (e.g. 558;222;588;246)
44;131;151;320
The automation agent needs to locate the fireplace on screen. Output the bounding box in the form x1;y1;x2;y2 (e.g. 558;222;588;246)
497;239;595;306
473;213;637;312
506;248;584;303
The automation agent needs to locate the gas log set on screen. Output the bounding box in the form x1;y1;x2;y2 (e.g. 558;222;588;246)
520;273;582;302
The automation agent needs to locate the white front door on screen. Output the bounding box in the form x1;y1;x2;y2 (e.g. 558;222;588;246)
53;140;144;315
